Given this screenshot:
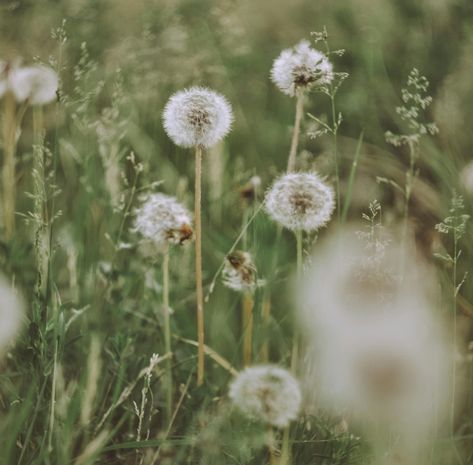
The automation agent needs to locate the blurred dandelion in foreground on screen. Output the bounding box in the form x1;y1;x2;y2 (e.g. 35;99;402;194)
270;40;333;97
460;160;473;194
222;251;262;293
298;229;450;461
0;276;24;354
133;193;193;252
163;86;233;149
229;365;301;428
264;172;335;232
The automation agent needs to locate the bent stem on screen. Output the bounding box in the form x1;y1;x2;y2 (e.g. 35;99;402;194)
287;91;304;172
162;243;173;423
242;292;254;366
195;145;205;386
2;92;17;240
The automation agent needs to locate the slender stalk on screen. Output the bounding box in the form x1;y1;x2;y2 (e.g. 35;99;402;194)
2;91;17;240
287;91;304;172
195;145;205;386
330;94;340;221
260;291;271;362
280;426;291;465
267;427;277;465
291;230;303;372
451;224;458;435
162;243;173;423
242;292;254;366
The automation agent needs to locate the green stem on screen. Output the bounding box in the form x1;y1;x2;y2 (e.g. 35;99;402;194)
330;95;340;222
162;244;173;423
291;231;303;372
451;227;457;435
2;91;17;240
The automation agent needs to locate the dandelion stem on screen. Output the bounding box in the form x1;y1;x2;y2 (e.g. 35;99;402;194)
162;243;173;423
451;221;458;435
195;145;205;386
2;91;17;240
287;91;304;172
291;230;303;372
242;292;254;366
280;426;292;465
330;94;340;221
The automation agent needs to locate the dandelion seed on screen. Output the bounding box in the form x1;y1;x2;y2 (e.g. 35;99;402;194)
229;365;301;428
270;40;333;97
2;64;59;105
133;193;193;252
264;172;335;232
0;276;24;353
163;87;233;148
222;251;261;293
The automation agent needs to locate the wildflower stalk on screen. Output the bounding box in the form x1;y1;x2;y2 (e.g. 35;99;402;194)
330;92;340;219
2;91;17;240
291;230;303;372
287;91;304;172
242;292;254;366
162;242;173;422
195;145;205;386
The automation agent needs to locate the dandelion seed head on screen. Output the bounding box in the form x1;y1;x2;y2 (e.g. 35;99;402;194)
8;65;58;105
264;172;335;232
229;365;301;428
222;251;260;292
163;87;233;148
270;40;333;97
0;276;24;353
133;193;193;251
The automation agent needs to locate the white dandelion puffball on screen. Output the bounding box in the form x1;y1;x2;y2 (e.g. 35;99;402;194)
163;87;233;148
229;365;302;428
264;172;335;232
271;40;333;97
0;276;24;353
133;193;193;250
222;251;260;293
8;65;58;105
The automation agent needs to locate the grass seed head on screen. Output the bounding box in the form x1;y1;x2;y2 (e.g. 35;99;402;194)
270;40;333;97
229;364;302;428
163;86;233;148
264;172;335;232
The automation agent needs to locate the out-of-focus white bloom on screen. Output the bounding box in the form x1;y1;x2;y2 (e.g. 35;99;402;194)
0;64;58;105
460;160;473;194
298;230;450;445
271;40;333;97
163;87;233;148
0;275;24;353
133;193;193;251
264;172;335;232
229;365;301;428
222;251;264;292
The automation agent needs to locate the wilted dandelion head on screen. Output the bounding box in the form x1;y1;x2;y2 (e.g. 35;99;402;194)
5;65;59;105
271;40;333;97
264;172;335;232
0;276;24;354
222;251;259;292
229;365;301;428
163;87;233;148
133;193;193;251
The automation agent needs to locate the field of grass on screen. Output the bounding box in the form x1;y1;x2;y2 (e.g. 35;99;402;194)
1;0;473;464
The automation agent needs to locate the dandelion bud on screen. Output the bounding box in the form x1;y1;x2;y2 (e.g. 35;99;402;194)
0;276;24;354
264;172;335;232
8;65;58;105
222;251;261;293
271;40;333;97
133;193;193;251
163;87;233;148
229;365;301;428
